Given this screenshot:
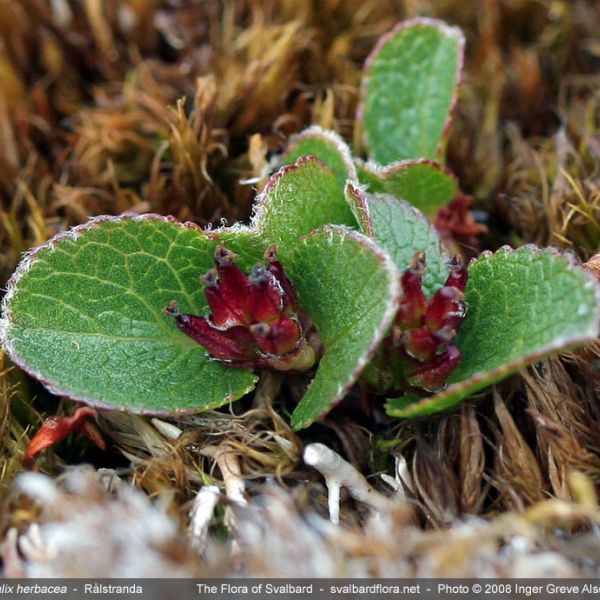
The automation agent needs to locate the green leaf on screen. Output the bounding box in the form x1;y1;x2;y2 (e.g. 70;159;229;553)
279;126;357;189
356;159;457;215
252;157;358;259
345;184;449;297
386;246;600;418
359;18;464;164
1;215;258;413
209;226;266;270
288;226;400;430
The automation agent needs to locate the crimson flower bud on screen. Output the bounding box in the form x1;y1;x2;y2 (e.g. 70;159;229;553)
166;245;319;372
379;253;468;394
202;269;244;328
397;252;427;328
425;286;466;333
445;255;468;291
403;328;442;361
251;317;301;356
265;245;300;312
168;306;257;362
247;265;283;323
405;345;461;391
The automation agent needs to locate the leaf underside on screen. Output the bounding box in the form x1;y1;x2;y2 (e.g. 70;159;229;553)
360;19;463;164
2;216;258;413
288;227;399;430
386;246;600;417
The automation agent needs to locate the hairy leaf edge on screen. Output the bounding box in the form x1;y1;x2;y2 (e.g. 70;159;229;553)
355;157;458;209
250;156;338;233
291;225;401;429
0;213;258;415
345;184;451;265
344;182;373;236
278;125;359;182
386;245;600;418
356;17;465;162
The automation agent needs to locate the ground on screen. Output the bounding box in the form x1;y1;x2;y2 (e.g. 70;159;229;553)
1;0;600;577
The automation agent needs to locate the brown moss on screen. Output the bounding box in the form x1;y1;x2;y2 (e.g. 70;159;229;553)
2;0;600;575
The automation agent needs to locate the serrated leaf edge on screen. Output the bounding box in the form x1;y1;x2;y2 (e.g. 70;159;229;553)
291;225;401;429
357;17;465;162
386;244;600;418
0;212;258;416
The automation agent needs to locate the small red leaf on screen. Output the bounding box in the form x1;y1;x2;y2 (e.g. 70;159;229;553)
79;420;106;451
24;407;104;464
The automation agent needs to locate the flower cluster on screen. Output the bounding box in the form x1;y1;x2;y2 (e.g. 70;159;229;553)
166;245;319;371
388;252;467;391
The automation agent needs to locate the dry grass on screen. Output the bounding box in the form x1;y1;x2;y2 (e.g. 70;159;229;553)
1;0;600;576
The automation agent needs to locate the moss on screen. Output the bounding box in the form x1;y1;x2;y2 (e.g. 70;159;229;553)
2;0;600;575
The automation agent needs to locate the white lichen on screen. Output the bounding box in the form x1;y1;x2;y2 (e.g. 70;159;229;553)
189;485;220;554
303;442;390;524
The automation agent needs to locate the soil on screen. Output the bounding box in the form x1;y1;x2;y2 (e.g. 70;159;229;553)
1;0;600;578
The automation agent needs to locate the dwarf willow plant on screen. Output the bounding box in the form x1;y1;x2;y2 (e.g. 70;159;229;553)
280;18;463;215
1;19;599;433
